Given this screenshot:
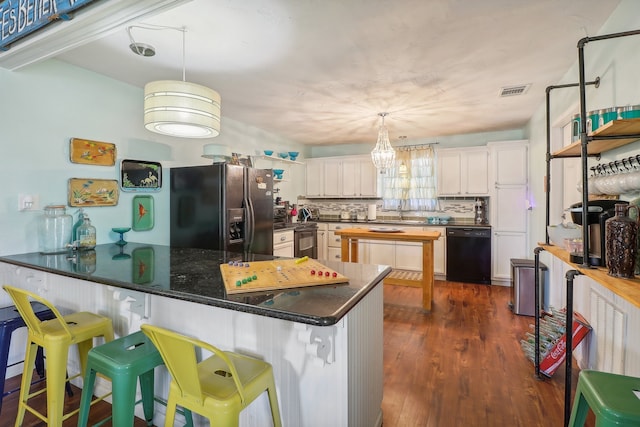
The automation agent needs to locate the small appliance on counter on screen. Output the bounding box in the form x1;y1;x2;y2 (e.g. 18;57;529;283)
474;198;488;225
569;199;627;266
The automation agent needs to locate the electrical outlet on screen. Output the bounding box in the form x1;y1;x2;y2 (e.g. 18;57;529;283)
18;194;39;211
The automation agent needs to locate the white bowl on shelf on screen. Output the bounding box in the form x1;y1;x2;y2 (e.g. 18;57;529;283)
547;223;582;246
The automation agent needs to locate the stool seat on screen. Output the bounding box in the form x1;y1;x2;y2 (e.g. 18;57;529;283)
77;330;165;427
0;302;54;414
3;284;114;426
141;323;281;427
569;369;640;426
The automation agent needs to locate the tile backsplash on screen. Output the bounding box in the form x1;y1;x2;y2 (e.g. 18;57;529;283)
296;196;488;221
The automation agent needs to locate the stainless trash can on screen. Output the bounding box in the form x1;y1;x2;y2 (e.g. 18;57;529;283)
509;258;547;316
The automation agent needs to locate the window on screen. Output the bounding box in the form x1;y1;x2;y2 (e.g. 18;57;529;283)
381;145;438;211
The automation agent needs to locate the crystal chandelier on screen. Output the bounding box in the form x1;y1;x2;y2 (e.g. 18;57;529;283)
371;112;396;172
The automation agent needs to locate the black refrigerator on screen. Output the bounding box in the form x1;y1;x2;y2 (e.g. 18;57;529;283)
170;164;274;255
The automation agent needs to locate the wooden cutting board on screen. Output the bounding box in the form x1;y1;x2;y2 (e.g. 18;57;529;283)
220;258;348;294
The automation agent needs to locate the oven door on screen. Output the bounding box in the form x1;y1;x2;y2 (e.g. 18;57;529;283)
295;228;317;259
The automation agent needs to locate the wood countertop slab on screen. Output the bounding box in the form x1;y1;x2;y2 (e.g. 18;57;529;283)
334;228;441;242
541;243;640;309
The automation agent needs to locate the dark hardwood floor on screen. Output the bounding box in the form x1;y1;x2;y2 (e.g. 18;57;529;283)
1;280;592;426
382;280;593;427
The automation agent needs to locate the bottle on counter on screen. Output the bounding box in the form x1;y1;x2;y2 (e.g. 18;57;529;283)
38;205;73;254
605;204;639;278
76;215;97;250
72;208;85;241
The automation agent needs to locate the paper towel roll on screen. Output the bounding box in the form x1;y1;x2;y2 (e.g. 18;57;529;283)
368;204;377;220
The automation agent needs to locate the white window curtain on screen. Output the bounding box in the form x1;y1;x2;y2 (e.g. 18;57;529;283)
381;145;438;211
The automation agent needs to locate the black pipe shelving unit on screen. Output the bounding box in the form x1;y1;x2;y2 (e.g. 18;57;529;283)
541;28;640;427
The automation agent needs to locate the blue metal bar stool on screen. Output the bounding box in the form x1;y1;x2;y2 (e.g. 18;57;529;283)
0;301;73;414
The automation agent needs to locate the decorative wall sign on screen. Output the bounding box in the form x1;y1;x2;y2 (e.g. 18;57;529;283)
121;159;162;192
132;195;154;231
69;138;116;166
0;0;99;51
68;178;119;207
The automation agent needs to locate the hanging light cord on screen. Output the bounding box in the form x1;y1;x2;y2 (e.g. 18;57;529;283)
127;24;188;81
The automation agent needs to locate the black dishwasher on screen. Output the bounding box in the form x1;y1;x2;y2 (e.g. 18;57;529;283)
446;227;491;284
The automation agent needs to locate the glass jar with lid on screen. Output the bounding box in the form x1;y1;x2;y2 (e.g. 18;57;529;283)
76;215;96;250
38;205;73;254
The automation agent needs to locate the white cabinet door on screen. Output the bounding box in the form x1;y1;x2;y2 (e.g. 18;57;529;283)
430;226;446;275
437;148;489;196
363;240;395;267
464;149;489;195
358;157;378;197
437;150;462;195
493;144;528;186
341;159;359;197
316;223;328;260
323;160;342;197
492;231;528;280
493;186;528;232
273;230;294;257
305;160;324;197
395;241;422;271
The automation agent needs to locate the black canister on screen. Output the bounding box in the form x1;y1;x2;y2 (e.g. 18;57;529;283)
605;204;640;278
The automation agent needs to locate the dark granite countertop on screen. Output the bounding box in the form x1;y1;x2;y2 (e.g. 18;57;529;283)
0;243;390;326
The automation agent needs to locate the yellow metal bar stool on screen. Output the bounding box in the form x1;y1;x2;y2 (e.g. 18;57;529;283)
141;324;282;427
2;285;114;427
569;369;640;426
77;330;164;427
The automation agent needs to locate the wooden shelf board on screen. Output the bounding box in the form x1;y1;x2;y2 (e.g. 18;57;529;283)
552;118;640;158
540;243;640;309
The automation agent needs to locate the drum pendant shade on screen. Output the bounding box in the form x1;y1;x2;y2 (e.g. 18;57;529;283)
144;80;221;138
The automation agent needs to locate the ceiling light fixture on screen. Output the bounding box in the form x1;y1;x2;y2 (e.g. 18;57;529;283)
140;26;221;138
371;112;395;173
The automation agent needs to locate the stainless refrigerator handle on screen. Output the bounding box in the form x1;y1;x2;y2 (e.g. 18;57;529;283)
246;197;255;251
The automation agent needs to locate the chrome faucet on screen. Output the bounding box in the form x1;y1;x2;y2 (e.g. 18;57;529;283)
397;204;403;220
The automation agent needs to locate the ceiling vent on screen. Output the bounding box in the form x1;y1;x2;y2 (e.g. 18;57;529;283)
499;84;530;97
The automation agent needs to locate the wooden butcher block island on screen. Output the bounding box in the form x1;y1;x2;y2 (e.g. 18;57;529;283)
334;228;441;311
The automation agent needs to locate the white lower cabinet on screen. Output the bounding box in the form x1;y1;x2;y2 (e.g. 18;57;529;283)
320;224;445;275
492;231;528;280
327;223;362;262
316;223;328;260
431;226;446;276
273;229;294;257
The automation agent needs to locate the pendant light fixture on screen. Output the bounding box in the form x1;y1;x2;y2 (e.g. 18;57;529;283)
371;112;396;172
141;26;221;138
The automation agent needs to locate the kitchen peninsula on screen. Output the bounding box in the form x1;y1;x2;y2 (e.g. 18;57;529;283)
0;243;390;426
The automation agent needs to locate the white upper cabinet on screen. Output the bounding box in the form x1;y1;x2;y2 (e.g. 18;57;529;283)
305;159;324;197
436;147;489;196
305;155;378;198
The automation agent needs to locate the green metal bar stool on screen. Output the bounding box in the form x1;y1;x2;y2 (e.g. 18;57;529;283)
569;369;640;426
77;330;164;427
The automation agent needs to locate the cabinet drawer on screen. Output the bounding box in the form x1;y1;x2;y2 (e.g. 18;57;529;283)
327;223;359;248
273;229;294;244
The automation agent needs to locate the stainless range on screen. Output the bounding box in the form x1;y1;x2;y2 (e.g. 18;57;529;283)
294;222;318;258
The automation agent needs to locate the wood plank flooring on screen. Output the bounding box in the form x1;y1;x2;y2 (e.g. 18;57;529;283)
382;280;593;427
1;280;592;426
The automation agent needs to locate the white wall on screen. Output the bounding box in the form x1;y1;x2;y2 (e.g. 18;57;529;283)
0;59;305;255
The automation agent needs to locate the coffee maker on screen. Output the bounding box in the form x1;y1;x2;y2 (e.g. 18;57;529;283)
474;198;487;224
569;199;627;266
